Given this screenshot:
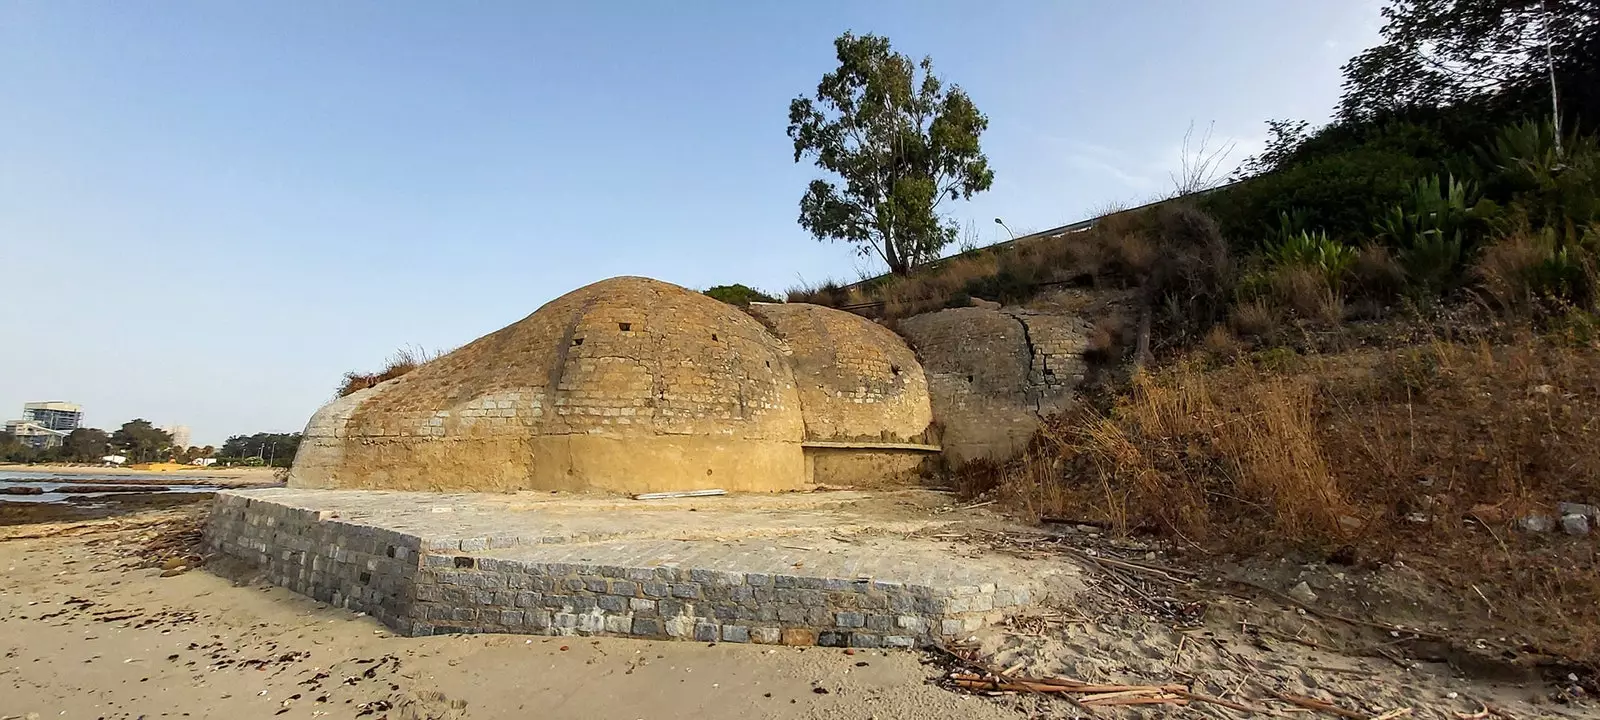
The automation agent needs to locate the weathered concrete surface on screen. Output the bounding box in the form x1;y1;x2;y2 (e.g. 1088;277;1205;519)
296;278;957;494
205;488;1073;646
899;307;1089;464
750;302;936;486
748;302;932;443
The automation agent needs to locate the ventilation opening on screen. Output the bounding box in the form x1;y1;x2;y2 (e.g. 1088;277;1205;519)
711;333;719;342
571;337;584;347
453;556;475;569
619;322;631;332
765;361;771;368
1043;367;1055;377
890;364;901;376
967;374;975;383
385;545;396;558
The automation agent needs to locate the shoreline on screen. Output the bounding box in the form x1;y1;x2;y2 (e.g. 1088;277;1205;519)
1;463;280;482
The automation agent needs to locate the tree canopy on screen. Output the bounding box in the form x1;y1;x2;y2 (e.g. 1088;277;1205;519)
219;432;301;467
788;32;994;275
1339;0;1599;124
62;428;110;463
110;419;172;464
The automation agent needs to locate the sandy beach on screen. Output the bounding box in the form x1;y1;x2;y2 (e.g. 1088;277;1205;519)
1;494;1590;719
0;503;1012;720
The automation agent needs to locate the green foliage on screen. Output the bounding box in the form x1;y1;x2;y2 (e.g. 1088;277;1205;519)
1374;174;1498;295
1206;138;1436;244
1264;230;1359;287
788;32;994;275
110;419;173;464
1338;1;1599;124
1479;119;1600;231
219;432;301;467
62;428;110;463
703;284;777;307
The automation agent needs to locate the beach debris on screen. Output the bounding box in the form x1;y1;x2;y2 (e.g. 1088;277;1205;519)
1288;581;1319;604
631;489;726;500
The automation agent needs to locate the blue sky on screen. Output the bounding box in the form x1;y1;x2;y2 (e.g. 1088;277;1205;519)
0;1;1382;445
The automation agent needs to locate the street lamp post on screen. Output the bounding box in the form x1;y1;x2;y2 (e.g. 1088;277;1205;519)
994;217;1016;242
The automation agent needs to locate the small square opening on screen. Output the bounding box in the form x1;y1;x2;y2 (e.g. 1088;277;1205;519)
571;337;584;347
619;322;631;332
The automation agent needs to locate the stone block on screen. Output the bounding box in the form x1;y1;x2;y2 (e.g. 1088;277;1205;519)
884;635;916;648
750;627;780;644
694;622;720;642
604;615;633;634
665;617;695;638
631;617;664;637
817;631;847;647
629;598;657;615
642;582;670;599
848;633;882;648
939;619;964;636
670;584;701;599
597;595;628;612
720;625;749;643
834;611;865;628
780;628;817;646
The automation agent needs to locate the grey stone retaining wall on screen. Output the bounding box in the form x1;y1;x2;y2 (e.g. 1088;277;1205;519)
205;490;1033;647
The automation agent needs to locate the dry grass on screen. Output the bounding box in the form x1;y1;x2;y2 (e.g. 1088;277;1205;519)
967;334;1600;662
1267;266;1345;324
1229;299;1279;338
337;345;444;398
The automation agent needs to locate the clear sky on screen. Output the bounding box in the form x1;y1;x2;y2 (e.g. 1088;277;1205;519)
0;1;1382;445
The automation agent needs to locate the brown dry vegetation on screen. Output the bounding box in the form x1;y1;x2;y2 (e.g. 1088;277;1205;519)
965;333;1600;663
336;345;443;398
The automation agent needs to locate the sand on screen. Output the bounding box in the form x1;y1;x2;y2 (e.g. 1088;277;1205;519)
0;498;1589;720
0;505;1019;720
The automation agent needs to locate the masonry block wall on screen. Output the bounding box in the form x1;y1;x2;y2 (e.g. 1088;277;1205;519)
748;303;932;444
205;490;1037;647
898;306;1090;464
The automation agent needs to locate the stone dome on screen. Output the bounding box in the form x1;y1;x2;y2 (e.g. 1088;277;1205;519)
747;302;931;443
290;277;807;493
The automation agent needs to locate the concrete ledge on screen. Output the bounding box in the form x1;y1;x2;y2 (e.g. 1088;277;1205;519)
203;488;1052;646
801;441;943;452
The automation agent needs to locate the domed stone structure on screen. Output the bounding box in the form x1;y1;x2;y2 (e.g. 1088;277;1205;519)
747;302;931;443
290;277;938;494
748;302;935;486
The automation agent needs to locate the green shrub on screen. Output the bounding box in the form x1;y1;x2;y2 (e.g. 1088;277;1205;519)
1374;174;1499;295
1263;230;1358;288
704;284;778;307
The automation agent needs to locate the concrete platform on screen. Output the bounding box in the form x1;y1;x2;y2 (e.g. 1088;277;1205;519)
204;488;1069;647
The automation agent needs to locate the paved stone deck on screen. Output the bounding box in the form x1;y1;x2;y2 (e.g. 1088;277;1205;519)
204;488;1066;647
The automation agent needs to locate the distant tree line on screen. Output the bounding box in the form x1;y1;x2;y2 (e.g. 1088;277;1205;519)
0;418;221;465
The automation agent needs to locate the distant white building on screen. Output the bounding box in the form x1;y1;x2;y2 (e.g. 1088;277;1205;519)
102;455;127;465
22;401;83;432
5;419;69;450
160;424;192;449
5;401;82;450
